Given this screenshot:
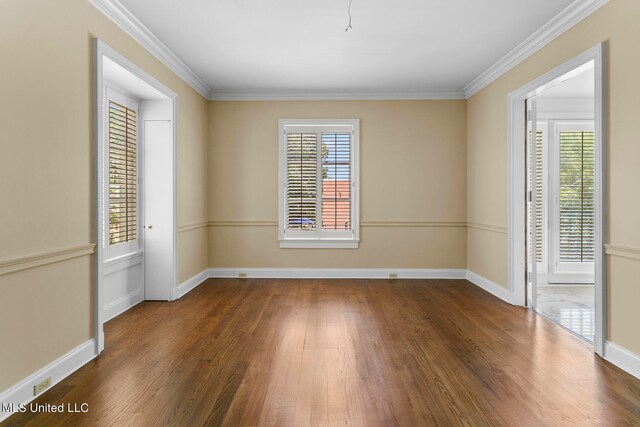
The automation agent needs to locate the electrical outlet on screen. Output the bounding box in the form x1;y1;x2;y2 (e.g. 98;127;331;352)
34;377;51;396
389;273;398;279
239;272;248;279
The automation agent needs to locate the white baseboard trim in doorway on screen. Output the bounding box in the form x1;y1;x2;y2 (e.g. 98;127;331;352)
207;268;467;280
176;268;516;303
176;269;211;299
466;270;514;304
178;268;516;306
604;341;640;380
0;339;98;422
103;289;144;322
174;268;468;300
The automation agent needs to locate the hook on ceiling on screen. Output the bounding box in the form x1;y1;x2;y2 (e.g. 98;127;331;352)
345;0;353;32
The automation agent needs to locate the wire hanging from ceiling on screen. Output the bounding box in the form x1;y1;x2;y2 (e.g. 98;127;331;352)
345;0;353;32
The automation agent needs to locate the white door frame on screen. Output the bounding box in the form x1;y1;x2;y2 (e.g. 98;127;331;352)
526;98;539;308
93;39;178;354
507;43;606;355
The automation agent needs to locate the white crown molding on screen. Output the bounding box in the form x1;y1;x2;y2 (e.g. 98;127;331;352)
89;0;608;102
208;90;467;101
464;0;609;98
88;0;211;98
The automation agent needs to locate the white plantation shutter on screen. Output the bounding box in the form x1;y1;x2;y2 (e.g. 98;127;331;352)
535;130;543;263
528;128;544;264
108;100;138;245
280;120;359;248
286;132;318;230
559;130;595;262
321;132;351;230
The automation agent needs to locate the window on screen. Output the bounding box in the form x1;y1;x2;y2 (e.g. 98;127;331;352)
278;119;359;248
548;121;595;283
558;127;595;263
105;89;139;258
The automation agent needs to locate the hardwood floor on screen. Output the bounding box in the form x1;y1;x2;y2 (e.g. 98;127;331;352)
5;278;640;426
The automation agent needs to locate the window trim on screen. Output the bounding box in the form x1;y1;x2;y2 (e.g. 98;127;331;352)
278;119;360;249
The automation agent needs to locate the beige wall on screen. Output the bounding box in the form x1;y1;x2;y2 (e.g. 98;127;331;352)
0;0;209;391
208;101;467;268
176;83;209;282
466;0;640;354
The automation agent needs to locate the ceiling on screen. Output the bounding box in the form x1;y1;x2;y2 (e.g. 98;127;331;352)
117;0;577;98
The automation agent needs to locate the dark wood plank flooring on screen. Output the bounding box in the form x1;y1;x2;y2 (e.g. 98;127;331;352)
5;278;640;426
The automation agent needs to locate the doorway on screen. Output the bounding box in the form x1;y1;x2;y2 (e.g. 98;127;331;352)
94;39;178;353
525;64;596;342
507;44;605;355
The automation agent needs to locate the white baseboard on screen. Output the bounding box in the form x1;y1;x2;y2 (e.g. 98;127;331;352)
466;270;513;304
173;268;467;300
182;268;513;306
208;268;467;280
0;339;97;422
103;289;144;322
604;341;640;380
176;269;210;299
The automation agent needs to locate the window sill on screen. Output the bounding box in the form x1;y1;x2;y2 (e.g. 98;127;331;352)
104;250;143;267
279;239;359;249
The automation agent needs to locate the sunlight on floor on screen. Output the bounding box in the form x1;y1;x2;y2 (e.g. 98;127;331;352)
536;285;595;342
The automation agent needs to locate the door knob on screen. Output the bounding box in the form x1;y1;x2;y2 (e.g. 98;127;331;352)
145;225;153;230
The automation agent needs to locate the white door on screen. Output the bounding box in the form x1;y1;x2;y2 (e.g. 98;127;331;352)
143;120;173;300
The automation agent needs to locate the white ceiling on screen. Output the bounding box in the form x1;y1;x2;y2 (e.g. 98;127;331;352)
117;0;576;97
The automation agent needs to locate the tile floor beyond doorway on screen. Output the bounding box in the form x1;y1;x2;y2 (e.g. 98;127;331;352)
537;285;595;342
